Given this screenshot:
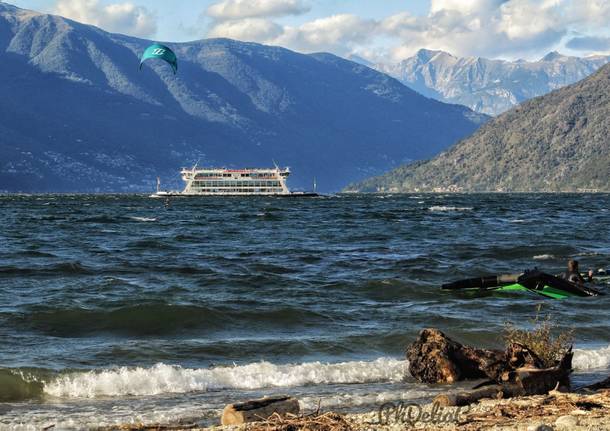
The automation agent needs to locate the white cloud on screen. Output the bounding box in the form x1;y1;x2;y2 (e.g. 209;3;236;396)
566;0;610;27
208;18;284;41
203;0;610;62
54;0;156;38
207;0;310;20
430;0;502;15
275;14;377;54
379;0;570;60
207;13;375;55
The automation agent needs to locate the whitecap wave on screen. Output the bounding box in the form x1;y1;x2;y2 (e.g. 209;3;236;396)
574;345;610;370
428;206;473;212
39;346;610;400
44;358;407;399
533;254;555;260
129;216;157;222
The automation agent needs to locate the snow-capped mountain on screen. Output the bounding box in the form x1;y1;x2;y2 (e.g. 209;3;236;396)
376;49;610;116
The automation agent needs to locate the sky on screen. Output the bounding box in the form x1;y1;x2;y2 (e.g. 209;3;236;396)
4;0;610;63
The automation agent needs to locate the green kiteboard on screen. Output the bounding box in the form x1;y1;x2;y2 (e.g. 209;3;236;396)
442;270;604;299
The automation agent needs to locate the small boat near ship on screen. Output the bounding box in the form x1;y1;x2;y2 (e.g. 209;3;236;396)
151;165;318;198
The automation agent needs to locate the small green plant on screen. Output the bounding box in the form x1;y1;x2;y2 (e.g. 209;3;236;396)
504;306;574;368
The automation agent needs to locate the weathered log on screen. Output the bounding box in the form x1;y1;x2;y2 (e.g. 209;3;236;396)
406;329;507;383
434;349;573;406
406;329;563;385
221;395;300;426
435;385;505;407
582;376;610;391
503;347;573;391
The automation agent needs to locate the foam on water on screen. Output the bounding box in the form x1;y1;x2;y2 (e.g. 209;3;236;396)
300;387;435;412
38;346;610;400
44;358;407;399
533;254;556;260
129;216;157;222
428;206;473;212
574;345;610;370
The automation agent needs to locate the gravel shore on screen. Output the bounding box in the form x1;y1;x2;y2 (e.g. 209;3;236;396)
111;390;610;431
346;390;610;430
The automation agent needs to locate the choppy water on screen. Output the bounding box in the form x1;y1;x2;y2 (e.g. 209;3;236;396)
1;194;609;429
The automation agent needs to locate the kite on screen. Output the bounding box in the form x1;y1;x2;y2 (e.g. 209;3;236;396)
140;43;178;74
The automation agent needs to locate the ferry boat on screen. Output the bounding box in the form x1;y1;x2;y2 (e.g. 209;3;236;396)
151;166;318;197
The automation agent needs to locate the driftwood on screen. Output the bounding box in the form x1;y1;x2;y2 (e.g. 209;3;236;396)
434;348;573;406
245;412;353;431
406;329;546;384
406;328;506;383
407;329;575;407
582;376;610;391
221;395;300;426
451;391;610;430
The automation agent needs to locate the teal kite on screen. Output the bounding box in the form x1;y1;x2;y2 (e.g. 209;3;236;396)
140;43;178;74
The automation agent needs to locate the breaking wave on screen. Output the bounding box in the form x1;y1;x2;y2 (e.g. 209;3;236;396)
3;345;610;402
533;254;556;260
128;216;157;222
428;206;473;212
44;358;406;399
574;345;610;370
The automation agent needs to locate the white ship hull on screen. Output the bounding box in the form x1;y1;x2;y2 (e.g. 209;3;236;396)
151;166;318;198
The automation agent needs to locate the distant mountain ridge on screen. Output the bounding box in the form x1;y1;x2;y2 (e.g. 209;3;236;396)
375;49;610;116
0;3;487;193
347;63;610;193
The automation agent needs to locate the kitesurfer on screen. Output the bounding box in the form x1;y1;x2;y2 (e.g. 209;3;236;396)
560;259;593;285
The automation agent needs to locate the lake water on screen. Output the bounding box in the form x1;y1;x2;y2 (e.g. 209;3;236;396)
1;194;609;429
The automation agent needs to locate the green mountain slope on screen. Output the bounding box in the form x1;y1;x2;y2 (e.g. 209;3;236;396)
347;63;610;193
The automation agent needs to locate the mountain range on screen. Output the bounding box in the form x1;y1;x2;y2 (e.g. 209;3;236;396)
375;49;610;116
347;63;610;193
0;3;487;193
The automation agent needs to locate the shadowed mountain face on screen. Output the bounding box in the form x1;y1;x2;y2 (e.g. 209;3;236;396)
376;49;610;116
347;64;610;193
0;3;487;193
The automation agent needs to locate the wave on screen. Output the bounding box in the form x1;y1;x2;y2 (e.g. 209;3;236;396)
574;345;610;370
74;215;158;224
0;262;93;276
0;369;45;402
2;345;610;402
125;238;179;250
44;358;406;399
533;254;556;260
75;215;121;224
428;206;473;212
128;216;157;222
18;303;333;336
15;250;58;258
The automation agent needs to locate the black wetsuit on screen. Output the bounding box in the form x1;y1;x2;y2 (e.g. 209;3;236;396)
560;271;586;284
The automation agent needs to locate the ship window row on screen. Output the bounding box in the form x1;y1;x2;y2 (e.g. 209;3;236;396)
195;173;226;178
191;188;284;193
192;181;282;187
194;173;276;179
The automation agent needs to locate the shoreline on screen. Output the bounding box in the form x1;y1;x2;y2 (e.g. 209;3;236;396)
106;390;610;430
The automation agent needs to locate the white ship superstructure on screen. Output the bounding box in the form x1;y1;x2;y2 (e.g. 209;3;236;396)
154;166;293;196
